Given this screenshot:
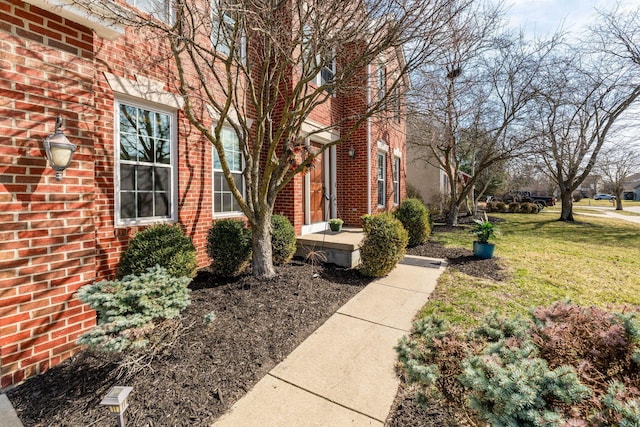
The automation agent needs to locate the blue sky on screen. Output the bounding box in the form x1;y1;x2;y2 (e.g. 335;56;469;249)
506;0;617;37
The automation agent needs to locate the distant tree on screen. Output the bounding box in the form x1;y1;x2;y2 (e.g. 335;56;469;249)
530;6;640;222
596;145;640;210
408;1;556;225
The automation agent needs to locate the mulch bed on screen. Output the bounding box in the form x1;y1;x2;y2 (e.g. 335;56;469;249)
8;222;505;427
7;261;372;427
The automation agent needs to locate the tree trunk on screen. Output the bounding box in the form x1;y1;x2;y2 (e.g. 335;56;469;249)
615;191;623;210
559;192;574;222
447;202;460;226
251;215;276;279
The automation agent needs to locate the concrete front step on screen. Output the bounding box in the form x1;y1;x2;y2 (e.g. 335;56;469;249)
296;228;364;268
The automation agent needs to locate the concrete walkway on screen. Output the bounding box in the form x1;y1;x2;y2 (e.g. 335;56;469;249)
0;394;23;427
213;255;446;427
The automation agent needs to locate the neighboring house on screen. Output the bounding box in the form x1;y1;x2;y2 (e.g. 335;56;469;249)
406;145;448;204
405;144;471;208
0;0;406;388
623;173;640;200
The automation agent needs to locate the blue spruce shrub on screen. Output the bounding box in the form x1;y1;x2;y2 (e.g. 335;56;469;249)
359;212;408;277
117;223;197;279
207;219;252;277
76;265;191;352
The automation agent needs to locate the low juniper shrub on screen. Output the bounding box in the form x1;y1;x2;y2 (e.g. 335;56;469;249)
394;198;431;247
207;219;252;277
271;214;296;265
359;212;408;277
117;223;197;279
76;265;191;352
396;302;640;425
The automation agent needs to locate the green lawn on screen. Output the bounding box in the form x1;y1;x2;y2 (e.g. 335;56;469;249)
419;213;640;326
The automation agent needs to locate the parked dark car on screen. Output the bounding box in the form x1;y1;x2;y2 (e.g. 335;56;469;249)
594;194;615;200
501;190;556;207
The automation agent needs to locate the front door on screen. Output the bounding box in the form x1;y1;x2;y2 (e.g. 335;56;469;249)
309;148;325;223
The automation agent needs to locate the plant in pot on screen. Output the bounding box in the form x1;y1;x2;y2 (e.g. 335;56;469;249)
329;218;344;232
470;214;496;259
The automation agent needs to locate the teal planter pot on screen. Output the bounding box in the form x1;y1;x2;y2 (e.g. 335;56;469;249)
473;241;495;259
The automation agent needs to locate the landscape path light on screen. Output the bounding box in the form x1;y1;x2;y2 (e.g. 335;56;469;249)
43;115;76;181
99;386;133;427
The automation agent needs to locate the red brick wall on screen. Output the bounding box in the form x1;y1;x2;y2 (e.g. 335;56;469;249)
91;30;214;280
0;0;97;388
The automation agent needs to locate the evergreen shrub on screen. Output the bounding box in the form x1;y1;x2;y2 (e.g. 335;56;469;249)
207;219;252;277
396;302;640;426
495;201;507;212
117;223;197;279
523;202;540;213
271;214;296;265
359;213;408;277
508;202;521;213
76;265;191;352
394;198;431;247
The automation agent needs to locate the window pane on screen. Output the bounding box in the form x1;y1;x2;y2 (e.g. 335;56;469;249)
154;167;170;192
137;136;154;163
156;112;171;139
120;104;137;134
214;172;223;191
156;138;171;164
138;192;153;217
120;165;135;191
233;172;242;192
155;192;169;217
378;182;384;205
120;134;138;160
137;166;153;191
222;193;233;212
121;192;136;219
137;109;153;138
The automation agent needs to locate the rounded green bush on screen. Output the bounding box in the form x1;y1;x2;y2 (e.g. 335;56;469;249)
394;198;431;247
207;219;252;277
271;214;296;265
117;223;197;279
359;213;408;277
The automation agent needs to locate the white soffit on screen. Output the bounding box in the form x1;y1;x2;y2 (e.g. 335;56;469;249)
26;0;124;40
105;72;184;110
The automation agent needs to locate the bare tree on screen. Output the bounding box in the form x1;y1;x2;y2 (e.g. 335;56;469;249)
72;0;459;277
531;6;640;222
408;1;555;225
596;144;639;210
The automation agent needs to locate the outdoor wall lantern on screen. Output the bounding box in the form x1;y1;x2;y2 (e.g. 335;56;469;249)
99;386;133;427
348;147;356;158
43;116;76;181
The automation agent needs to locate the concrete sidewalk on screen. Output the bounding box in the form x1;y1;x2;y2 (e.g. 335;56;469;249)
213;255;446;427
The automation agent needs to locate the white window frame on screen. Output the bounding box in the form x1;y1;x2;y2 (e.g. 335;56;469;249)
212;127;245;216
125;0;174;24
114;98;178;226
315;53;336;87
211;5;246;60
393;156;400;205
377;152;386;207
377;64;386;100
